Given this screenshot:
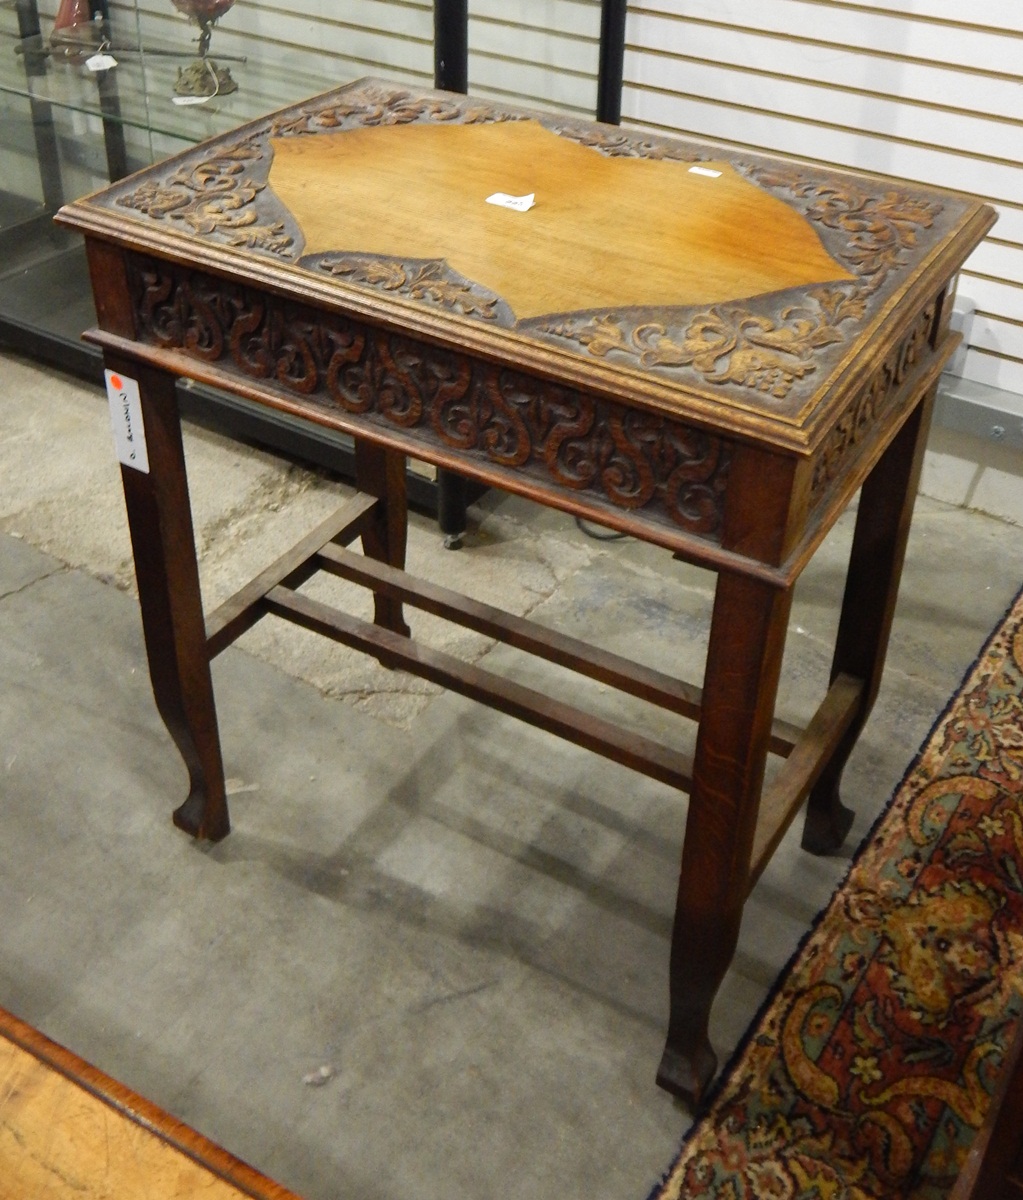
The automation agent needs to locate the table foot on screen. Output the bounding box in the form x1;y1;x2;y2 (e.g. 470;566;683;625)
801;784;855;855
172;786;230;842
655;1037;717;1110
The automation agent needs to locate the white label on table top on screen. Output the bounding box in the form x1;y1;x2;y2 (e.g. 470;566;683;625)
688;165;722;178
104;370;150;473
86;53;118;72
173;94;214;106
485;192;535;212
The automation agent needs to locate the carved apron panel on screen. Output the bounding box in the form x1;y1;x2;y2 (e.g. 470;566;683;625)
809;299;941;511
127;255;733;543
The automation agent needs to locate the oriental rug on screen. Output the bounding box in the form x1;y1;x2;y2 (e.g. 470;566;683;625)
652;585;1023;1200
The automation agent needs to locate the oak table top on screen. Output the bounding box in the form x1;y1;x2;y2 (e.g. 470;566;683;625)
56;78;995;1107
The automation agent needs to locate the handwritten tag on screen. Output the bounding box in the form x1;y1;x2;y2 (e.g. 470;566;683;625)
104;370;149;473
485;192;535;212
172;94;214;106
689;166;722;178
86;52;118;71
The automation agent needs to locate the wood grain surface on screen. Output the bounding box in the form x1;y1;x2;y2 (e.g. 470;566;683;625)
267;118;854;319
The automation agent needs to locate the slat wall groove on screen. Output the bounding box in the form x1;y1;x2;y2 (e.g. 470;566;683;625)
622;1;1023;395
629;78;1023;173
717;3;1023;39
755;0;1023;37
634;46;1023;130
631;12;1023;88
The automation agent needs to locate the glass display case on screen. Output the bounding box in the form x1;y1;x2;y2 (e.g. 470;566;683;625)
2;0;367;357
0;0;441;490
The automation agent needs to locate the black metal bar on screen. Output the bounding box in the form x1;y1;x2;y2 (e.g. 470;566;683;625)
597;0;627;125
433;0;468;93
83;0;127;181
433;1;470;542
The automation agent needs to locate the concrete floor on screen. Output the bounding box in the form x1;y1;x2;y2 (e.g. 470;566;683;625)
2;347;1022;1199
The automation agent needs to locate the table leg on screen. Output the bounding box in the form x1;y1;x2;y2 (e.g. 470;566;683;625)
802;390;935;855
110;356;229;841
657;572;794;1107
354;438;411;638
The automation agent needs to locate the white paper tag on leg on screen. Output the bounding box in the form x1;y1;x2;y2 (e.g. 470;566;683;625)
104;369;150;473
485;192;535;212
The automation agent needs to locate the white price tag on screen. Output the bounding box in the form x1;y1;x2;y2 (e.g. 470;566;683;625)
689;166;722;178
485;191;535;212
86;53;118;71
173;94;215;106
104;370;150;473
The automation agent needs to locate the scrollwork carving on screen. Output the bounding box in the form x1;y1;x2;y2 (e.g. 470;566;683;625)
810;303;938;502
102;79;957;420
268;84;472;137
313;255;505;322
745;170;943;295
541;287;868;401
115;138;295;255
126;256;733;542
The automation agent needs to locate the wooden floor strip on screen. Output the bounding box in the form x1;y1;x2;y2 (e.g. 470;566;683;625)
0;1005;303;1199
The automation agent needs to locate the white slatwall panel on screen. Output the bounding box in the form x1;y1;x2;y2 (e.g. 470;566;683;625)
622;0;1023;395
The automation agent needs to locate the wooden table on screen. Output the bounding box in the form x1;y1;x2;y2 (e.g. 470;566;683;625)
0;1005;302;1198
56;78;995;1108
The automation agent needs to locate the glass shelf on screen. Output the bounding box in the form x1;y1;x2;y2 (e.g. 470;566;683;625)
2;32;363;157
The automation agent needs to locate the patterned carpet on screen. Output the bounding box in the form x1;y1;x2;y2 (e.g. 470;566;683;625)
652;586;1023;1200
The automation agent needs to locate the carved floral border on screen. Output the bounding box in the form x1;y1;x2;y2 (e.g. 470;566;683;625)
809;301;938;504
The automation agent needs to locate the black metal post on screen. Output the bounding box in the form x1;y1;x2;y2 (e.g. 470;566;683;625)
434;0;468;94
433;0;470;546
596;0;627;125
89;0;129;181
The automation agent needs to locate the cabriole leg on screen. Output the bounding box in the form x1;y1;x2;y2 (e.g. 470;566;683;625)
802;390;935;855
109;355;229;841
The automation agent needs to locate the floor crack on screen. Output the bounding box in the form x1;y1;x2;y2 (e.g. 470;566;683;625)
0;565;67;604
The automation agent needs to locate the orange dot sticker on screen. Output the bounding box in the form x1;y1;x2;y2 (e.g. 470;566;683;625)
103;369;149;473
